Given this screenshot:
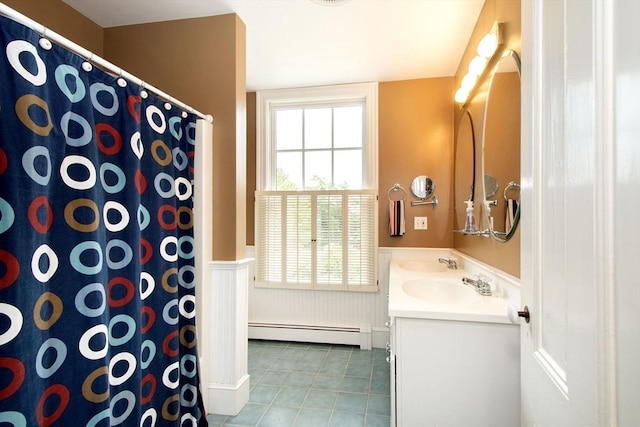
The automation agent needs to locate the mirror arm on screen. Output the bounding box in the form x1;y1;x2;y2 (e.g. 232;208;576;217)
410;195;438;210
454;229;491;237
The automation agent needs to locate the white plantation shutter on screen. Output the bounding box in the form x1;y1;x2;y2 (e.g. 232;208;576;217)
346;192;376;286
255;193;283;283
255;190;377;291
285;194;312;285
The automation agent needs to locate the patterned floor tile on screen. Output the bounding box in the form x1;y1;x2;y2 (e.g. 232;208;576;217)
216;340;392;427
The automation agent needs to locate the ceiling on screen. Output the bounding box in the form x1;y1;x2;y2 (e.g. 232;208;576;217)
62;0;485;91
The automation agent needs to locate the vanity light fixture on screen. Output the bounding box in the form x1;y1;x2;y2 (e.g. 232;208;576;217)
455;21;502;105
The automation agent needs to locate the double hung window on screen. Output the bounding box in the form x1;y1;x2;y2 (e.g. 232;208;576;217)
255;83;378;291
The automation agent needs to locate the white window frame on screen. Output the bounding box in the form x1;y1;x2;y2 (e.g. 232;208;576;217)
256;82;378;191
255;83;379;292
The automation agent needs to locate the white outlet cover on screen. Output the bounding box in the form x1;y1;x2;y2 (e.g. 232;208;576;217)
414;217;428;230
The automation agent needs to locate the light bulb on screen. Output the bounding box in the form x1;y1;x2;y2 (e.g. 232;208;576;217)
461;73;478;92
477;32;498;58
468;55;488;76
454;21;501;105
455;87;469;104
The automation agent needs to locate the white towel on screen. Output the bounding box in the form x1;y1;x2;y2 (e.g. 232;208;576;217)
389;200;405;236
505;199;519;233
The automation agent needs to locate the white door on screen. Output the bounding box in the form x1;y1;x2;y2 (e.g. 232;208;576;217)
520;1;640;426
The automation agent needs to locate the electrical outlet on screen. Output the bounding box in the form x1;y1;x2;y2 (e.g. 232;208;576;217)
414;216;428;230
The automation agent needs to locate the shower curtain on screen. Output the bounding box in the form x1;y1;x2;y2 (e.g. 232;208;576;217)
0;15;207;426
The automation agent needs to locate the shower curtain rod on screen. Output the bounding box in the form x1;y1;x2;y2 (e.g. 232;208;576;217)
0;2;213;123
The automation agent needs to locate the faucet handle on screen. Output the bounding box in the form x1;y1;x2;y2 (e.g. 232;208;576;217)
441;256;458;270
477;273;494;285
438;257;456;269
476;273;497;294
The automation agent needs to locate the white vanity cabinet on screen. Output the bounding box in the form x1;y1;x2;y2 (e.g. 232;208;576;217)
391;316;519;427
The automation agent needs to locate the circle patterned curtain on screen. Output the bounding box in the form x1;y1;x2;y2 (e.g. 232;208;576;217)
0;15;207;426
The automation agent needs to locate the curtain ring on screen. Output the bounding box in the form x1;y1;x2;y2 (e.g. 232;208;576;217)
116;70;127;88
140;81;148;99
81;52;93;72
38;27;52;51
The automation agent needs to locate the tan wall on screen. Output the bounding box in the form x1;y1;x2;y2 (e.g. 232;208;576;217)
246;77;454;248
378;78;454;248
2;0;103;55
452;0;522;277
8;0;516;271
104;15;247;261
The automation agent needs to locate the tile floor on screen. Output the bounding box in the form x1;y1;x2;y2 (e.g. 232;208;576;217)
206;340;391;426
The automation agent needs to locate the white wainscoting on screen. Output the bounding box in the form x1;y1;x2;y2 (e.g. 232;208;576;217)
246;246;479;349
203;259;252;416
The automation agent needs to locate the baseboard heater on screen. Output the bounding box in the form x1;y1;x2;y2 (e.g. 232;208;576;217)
248;322;371;349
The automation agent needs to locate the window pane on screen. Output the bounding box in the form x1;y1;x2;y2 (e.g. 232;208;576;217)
304;151;332;189
304;108;332;149
276;152;302;190
334;149;362;189
334;106;363;149
276;109;302;150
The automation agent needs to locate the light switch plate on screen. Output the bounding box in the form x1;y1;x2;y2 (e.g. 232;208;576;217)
414;216;428;230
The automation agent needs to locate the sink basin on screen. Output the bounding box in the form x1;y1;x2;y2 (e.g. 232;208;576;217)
398;260;448;273
402;279;476;304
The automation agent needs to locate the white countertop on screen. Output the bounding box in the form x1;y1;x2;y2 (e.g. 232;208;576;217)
388;258;514;324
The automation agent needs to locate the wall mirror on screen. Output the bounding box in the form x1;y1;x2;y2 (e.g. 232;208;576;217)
484;174;499;199
482;49;521;242
410;175;435;199
453;110;476;232
410;175;438;208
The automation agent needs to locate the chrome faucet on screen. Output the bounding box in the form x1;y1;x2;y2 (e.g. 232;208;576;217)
438;258;457;270
462;277;492;296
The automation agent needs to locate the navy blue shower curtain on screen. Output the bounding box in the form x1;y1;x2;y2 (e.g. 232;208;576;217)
0;15;207;426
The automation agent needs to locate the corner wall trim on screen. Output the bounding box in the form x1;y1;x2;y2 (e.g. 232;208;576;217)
202;259;252;416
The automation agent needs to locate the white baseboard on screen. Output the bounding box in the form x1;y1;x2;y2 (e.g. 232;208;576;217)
206;374;250;416
248;323;372;349
372;326;390;349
